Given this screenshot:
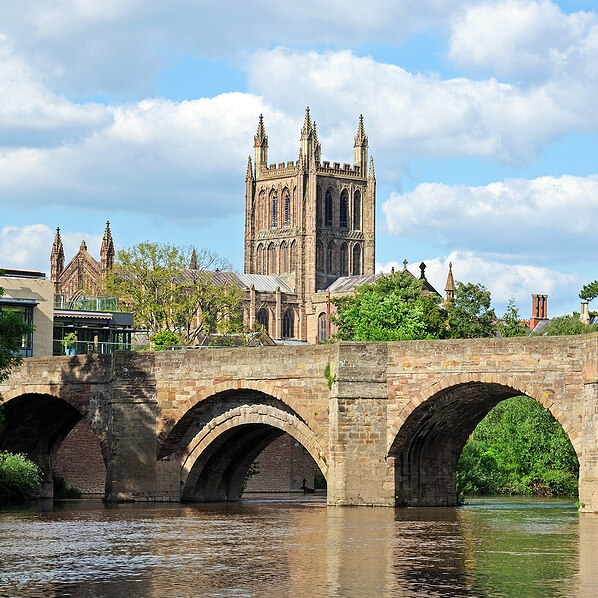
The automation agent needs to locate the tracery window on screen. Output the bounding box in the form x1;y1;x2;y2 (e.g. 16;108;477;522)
284;189;291;227
280;241;289;273
256;243;264;274
340;243;348;276
326;241;335;274
268;242;277;274
271;191;278;228
289;241;297;272
340;190;348;228
353;190;361;230
317;312;328;342
325;189;333;227
352;244;362;275
282;309;294;338
316;240;324;271
256;308;269;333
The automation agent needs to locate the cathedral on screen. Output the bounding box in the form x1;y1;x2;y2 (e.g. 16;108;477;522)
50;109;442;344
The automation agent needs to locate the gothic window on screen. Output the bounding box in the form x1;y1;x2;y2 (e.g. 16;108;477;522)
258;189;266;228
290;240;297;272
325;189;333;227
352;243;362;275
268;242;277;274
317;186;323;226
340;190;348;228
317;312;328;342
316;240;324;271
326;241;335;274
256;243;264;274
340;243;348;276
353;190;361;230
282;309;294;338
271;190;278;228
280;241;288;273
283;189;291;227
256;308;269;333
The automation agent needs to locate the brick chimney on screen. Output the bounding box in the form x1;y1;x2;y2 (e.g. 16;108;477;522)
529;294;548;330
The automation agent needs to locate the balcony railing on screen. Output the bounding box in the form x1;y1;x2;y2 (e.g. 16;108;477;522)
53;340;131;356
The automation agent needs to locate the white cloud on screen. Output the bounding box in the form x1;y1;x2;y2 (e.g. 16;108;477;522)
448;0;598;81
382;175;598;262
377;250;581;317
0;224;102;274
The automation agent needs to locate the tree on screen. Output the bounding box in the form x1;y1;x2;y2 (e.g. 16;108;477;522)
542;314;598;336
106;243;244;345
579;279;598;305
497;298;527;337
332;270;445;341
445;281;496;338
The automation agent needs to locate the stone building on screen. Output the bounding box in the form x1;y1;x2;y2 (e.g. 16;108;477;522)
243;108;377;342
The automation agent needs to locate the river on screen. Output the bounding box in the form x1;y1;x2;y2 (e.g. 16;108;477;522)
1;495;597;597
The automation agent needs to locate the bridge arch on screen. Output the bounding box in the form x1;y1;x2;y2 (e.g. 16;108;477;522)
158;387;327;502
0;390;108;497
387;374;581;507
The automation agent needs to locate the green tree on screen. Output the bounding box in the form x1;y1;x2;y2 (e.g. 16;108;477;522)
446;281;496;338
579;279;598;304
332;270;445;341
457;396;579;498
106;243;244;345
542;314;598;336
497;298;527;337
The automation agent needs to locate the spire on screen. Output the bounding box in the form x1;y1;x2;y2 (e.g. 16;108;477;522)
354;114;368;176
419;262;427;280
301;106;313;139
445;262;455;301
100;221;115;275
190;247;198;270
354;114;368;147
313;121;321;165
368;156;376;181
254;114;268;171
245;155;254;182
50;226;65;283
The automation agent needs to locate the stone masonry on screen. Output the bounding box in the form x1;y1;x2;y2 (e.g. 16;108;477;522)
1;334;597;511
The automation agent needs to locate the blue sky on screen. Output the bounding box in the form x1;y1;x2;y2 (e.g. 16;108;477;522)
1;0;597;318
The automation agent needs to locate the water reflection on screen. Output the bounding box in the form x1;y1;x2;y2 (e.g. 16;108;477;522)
0;496;596;597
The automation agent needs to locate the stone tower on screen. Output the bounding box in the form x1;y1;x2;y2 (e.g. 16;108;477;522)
50;227;65;293
244;108;376;301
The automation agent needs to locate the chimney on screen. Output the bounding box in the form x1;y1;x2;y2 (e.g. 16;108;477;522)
529;294;548;330
580;302;590;325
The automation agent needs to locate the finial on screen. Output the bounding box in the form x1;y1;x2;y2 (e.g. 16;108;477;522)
419;262;426;280
254;114;268;146
354;114;368;146
301;106;313;138
445;261;455;300
80;240;87;251
368;156;376;180
402;259;408;271
190;247;198;270
246;155;254;181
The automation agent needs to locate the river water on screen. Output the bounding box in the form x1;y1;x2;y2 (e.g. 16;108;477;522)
1;495;597;598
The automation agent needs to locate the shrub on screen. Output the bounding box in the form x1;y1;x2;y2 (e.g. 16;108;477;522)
52;471;82;499
0;452;40;501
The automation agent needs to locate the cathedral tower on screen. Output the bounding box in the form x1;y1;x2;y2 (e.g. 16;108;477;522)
244;108;376;338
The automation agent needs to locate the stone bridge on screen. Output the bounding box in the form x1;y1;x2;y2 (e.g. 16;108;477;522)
1;335;598;511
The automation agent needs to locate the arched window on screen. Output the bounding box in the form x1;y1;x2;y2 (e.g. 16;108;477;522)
289;241;297;272
326;241;335;274
317;186;323;226
352;243;362;275
340;189;348;228
340;243;348;276
316;240;324;271
325;189;333;227
318;312;328;342
256;308;269;333
258;189;266;229
353;190;361;230
256;243;264;274
280;241;288;273
282;309;294;338
268;242;277;274
283;189;291;227
271;190;278;228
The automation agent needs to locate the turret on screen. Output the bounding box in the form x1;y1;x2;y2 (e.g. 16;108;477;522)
445;262;455;301
254;114;268;172
100;221;115;277
354;114;368;176
300;107;315;168
50;227;65;284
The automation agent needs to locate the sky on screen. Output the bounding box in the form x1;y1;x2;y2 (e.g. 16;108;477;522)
1;0;597;319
